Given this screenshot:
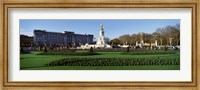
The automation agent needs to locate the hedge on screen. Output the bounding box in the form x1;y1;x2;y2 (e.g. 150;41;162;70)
122;50;178;55
38;50;99;56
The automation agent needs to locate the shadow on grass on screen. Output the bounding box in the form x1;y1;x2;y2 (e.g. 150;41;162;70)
20;66;50;70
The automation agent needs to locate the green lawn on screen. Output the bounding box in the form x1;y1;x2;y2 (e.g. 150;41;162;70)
20;50;180;70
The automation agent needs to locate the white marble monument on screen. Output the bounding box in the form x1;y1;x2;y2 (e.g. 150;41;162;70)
96;24;106;46
77;24;111;49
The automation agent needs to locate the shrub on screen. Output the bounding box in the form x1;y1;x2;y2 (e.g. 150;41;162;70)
44;47;47;52
163;46;168;51
38;50;99;56
126;47;130;52
89;47;94;53
20;51;31;54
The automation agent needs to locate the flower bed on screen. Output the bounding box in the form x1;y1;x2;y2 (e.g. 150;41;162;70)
45;57;180;66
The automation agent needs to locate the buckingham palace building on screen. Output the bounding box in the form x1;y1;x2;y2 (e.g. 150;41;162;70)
33;30;94;47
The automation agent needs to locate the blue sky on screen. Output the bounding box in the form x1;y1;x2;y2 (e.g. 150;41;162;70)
20;19;180;40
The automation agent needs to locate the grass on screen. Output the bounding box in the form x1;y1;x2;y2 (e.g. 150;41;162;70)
22;65;180;70
20;50;180;70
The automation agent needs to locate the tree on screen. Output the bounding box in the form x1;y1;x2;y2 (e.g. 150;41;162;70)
153;24;180;46
110;23;180;47
163;25;180;46
142;33;152;43
104;37;110;44
154;28;164;46
119;34;131;45
111;38;121;45
130;34;138;45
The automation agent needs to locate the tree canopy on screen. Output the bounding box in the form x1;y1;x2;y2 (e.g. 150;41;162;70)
110;24;180;46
